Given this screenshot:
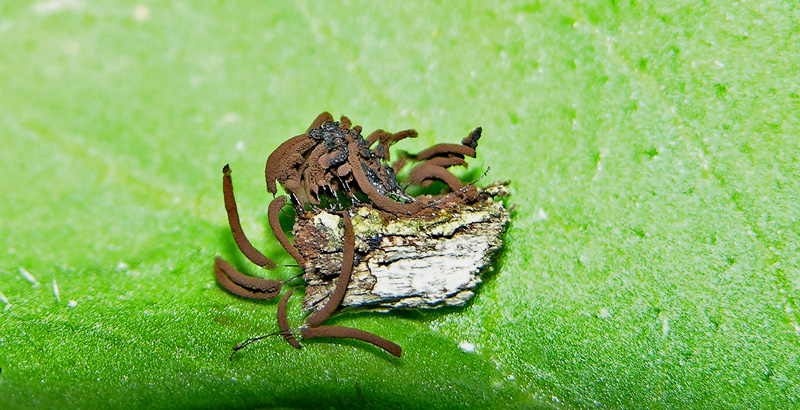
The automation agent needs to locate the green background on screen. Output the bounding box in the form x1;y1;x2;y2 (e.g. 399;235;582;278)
1;1;798;409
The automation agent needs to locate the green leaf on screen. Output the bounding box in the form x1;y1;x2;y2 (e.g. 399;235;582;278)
1;1;798;409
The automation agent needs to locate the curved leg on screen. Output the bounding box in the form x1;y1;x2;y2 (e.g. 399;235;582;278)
268;196;306;267
223;165;277;269
300;326;402;357
214;257;281;300
305;211;355;328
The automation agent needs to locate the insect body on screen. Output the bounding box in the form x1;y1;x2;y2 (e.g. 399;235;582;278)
215;112;496;358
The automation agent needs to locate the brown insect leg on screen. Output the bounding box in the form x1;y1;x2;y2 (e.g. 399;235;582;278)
277;287;302;349
214;257;281;300
223;165;277;270
268;196;307;267
305;211;355;328
300;326;402;358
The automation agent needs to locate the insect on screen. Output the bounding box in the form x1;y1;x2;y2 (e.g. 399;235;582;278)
215;112;497;358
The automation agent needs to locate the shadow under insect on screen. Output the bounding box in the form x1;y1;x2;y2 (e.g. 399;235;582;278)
215;112;510;359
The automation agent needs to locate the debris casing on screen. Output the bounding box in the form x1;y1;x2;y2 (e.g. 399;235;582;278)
294;184;511;312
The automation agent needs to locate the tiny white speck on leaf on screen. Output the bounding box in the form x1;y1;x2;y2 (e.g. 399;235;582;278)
459;341;476;353
116;261;129;271
0;290;9;309
598;307;611;318
68;300;78;308
52;278;61;303
19;267;40;287
133;4;149;22
236;141;246;151
661;315;670;340
221;112;240;123
33;0;82;15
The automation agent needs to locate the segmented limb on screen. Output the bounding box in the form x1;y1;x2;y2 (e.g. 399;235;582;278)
214;257;281;300
223;165;277;269
305;211;356;327
267;196;306;267
300;326;402;358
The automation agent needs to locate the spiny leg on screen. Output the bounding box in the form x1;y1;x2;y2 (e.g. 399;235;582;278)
305;211;356;328
223;165;277;269
300;326;402;358
214;257;281;300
